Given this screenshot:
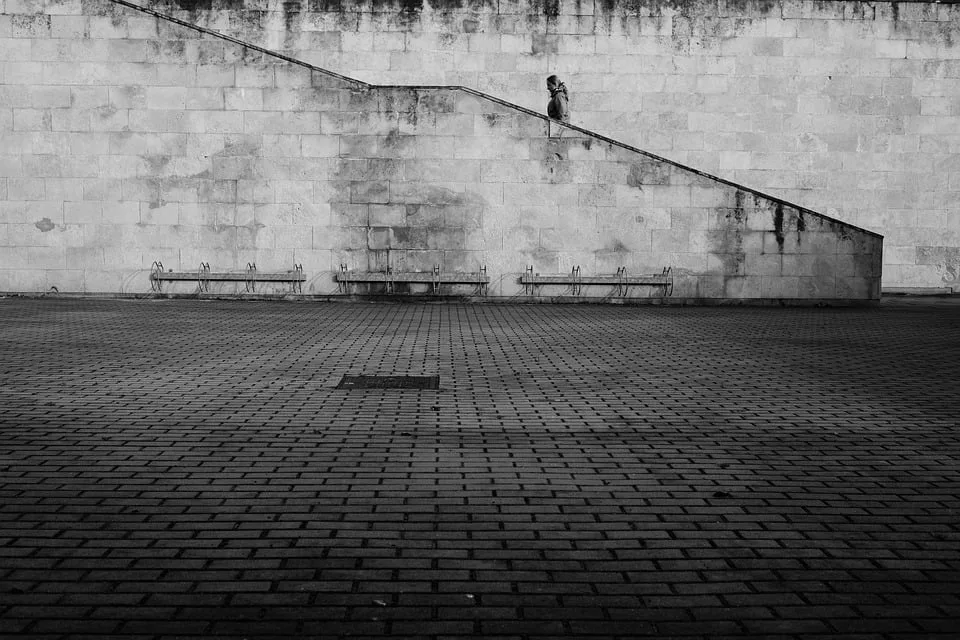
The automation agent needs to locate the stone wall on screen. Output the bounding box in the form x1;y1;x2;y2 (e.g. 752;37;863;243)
125;0;955;291
0;0;882;301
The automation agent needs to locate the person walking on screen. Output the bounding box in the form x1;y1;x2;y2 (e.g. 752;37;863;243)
546;75;570;122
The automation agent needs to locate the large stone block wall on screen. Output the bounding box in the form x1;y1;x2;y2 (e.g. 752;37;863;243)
0;0;881;300
122;0;955;291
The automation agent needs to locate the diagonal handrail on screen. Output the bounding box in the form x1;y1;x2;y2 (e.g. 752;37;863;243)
108;0;881;239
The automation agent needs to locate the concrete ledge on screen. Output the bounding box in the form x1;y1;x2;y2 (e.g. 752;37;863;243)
1;291;881;307
882;287;955;296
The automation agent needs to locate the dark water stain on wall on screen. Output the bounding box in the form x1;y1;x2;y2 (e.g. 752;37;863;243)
773;202;785;252
708;190;746;275
170;0;245;11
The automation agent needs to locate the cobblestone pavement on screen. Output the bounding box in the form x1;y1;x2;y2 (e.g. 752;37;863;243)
1;297;959;639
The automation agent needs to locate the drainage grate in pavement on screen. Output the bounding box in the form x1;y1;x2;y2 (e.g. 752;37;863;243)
336;375;440;390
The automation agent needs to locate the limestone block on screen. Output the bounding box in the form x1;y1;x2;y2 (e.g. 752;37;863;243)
356;111;404;137
139;201;178;226
157;177;200;203
350;180;389;204
275;64;314;89
80;178;121;202
797;274;838;298
195;223;240;251
689;187;733;209
21;153;62;178
252;157;328;182
746;251;783;277
261;88;304;112
836;276;872;298
127;109;187;134
85;106;128;132
232;220;272;251
186;88;224;111
0;36;32;62
368;204;405;226
12;14;50;38
55;233;104;269
261;202;324;227
577;185;614;207
274;180;313;205
10;220;81;247
480;159;534;184
5;245;65;269
782;253;825;277
30;132;68;161
313;180;350;206
403;203;444;228
721;274;762;298
462;226;489;250
7;177;44;200
762;229;802;255
118;178;155;203
404;158;481;183
0;154;21;179
651;227;692;254
200;179;238;205
687;275;724;299
837;232;876;255
854;252;881;278
798;231;838;255
176;203;210;227
759;275;799;298
196;64;235;88
443;205;483;229
705;247;747;276
337;134;379;159
542;226;590;253
424;227;466;250
363;226;391;251
434;113;476;137
0;268;47;292
301;135;340;158
326;226;366;253
270;225;312;250
236;65;275;89
501;224;539;254
329;202;367;227
320;111;359;134
13;108;52;131
108;131;181;156
828;252;855;278
307;225;337;252
385;226;428;250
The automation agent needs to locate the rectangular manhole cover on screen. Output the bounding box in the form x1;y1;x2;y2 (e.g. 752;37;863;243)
336;375;440;390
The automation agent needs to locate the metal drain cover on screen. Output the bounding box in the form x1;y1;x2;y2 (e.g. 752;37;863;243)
336;375;440;390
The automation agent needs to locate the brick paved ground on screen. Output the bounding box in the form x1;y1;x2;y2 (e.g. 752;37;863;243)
1;297;959;639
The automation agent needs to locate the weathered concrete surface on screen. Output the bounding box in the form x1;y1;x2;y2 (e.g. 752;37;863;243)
0;0;881;301
127;0;957;291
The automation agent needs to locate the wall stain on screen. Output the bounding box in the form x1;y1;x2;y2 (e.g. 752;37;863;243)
773;202;785;253
142;155;171;176
170;0;244;11
708;190;745;275
35;218;55;233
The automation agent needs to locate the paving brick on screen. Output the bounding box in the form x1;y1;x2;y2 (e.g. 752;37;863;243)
1;298;959;638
